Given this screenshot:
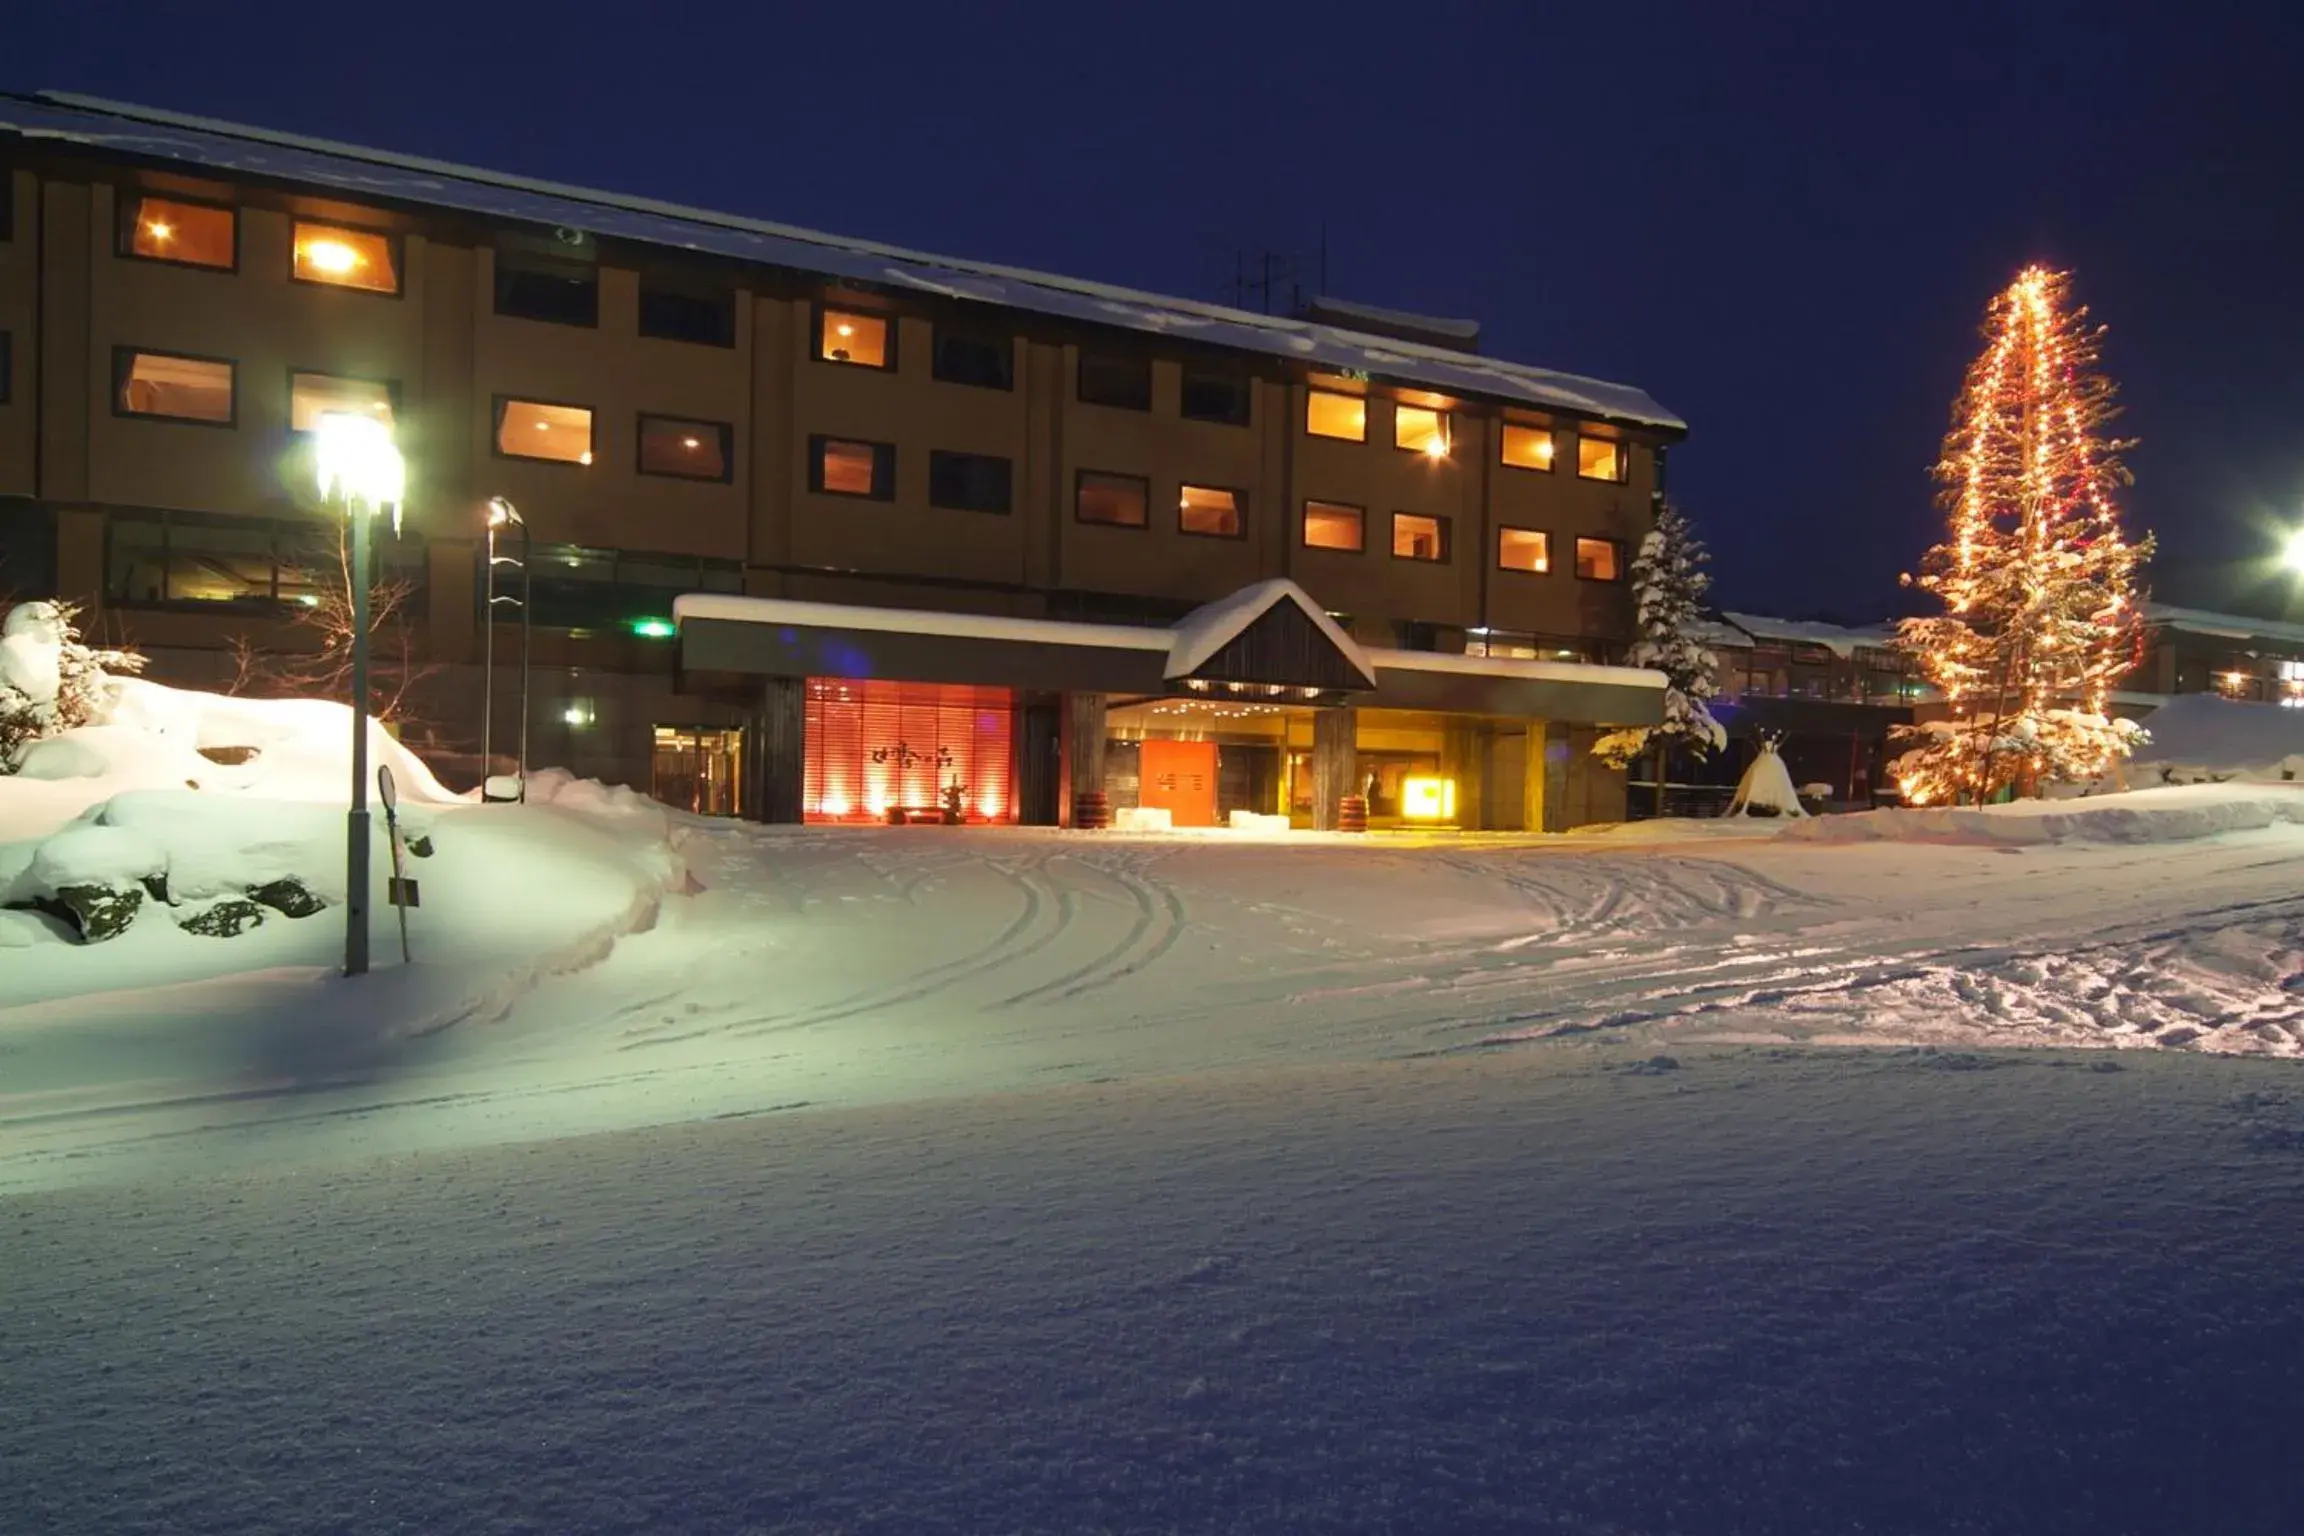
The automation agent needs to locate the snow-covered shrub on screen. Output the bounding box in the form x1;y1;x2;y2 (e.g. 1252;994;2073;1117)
0;601;146;773
1591;503;1726;780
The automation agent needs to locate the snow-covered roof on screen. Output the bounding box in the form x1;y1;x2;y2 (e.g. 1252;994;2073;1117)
2145;603;2304;648
1164;580;1376;688
1364;649;1664;690
1302;297;1481;345
672;593;1172;653
1716;612;1898;658
0;92;1683;433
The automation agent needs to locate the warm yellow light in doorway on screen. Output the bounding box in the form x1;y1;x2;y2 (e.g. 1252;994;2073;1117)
1401;775;1457;820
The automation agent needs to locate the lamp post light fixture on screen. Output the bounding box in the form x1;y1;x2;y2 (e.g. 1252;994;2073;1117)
2282;527;2304;574
482;497;534;802
314;411;406;979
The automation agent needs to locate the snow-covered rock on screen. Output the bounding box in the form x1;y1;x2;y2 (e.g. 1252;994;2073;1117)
0;601;65;706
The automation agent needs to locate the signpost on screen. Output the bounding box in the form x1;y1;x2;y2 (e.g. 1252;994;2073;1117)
378;765;417;964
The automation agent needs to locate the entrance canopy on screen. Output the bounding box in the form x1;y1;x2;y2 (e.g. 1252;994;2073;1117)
674;580;1663;725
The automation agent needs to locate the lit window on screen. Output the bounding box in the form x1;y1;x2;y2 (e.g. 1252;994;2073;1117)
1498;528;1550;573
1303;500;1364;552
290;373;394;432
1395;404;1449;456
929;450;1012;513
1577;436;1627;482
1306;390;1366;442
1179;485;1243;538
811;436;894;499
496;398;595;464
1076;471;1149;528
292;222;399;294
1392;513;1448;562
1575;537;1624;581
120;196;235;270
818;308;891;368
115;349;234;425
1501;423;1556;471
638;415;732;481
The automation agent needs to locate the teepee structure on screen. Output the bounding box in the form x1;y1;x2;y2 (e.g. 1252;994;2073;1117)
1726;738;1807;819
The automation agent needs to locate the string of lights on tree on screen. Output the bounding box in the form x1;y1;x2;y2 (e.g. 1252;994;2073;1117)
1894;266;2153;805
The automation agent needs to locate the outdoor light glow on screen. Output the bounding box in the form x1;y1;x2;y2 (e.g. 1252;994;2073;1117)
300;238;362;274
562;705;593;727
1401;776;1457;820
2282;528;2304;572
629;617;676;639
313;411;406;530
1423;434;1450;459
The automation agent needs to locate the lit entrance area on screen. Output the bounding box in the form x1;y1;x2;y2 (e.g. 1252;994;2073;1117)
1108;701;1484;829
801;679;1016;824
651;726;744;816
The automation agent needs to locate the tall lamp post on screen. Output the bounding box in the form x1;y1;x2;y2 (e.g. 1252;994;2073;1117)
315;412;406;978
2283;528;2304;575
482;497;533;802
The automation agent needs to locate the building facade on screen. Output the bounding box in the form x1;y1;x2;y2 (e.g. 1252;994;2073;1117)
0;93;1685;830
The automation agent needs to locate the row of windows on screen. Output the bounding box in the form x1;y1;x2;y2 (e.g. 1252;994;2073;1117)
109;347;734;482
95;193;1643;475
1303;500;1623;578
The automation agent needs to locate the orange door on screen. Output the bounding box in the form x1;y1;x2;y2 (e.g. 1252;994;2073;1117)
1139;740;1219;827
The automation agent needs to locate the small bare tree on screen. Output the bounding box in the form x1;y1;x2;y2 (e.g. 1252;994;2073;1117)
227;526;438;727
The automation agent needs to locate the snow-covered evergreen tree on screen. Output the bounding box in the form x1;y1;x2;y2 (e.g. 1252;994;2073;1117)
0;600;145;772
1592;502;1727;805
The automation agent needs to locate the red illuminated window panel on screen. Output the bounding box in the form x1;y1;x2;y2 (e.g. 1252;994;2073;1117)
802;679;1015;823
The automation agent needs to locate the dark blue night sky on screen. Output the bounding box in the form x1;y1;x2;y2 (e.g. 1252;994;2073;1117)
19;0;2304;619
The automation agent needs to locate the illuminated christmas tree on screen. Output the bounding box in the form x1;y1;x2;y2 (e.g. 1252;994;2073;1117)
1894;266;2153;805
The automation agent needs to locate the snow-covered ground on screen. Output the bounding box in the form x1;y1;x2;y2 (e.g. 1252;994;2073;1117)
10;703;2304;1530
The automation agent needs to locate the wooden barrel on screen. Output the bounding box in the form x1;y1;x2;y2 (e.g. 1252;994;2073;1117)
1073;790;1111;830
1337;794;1368;833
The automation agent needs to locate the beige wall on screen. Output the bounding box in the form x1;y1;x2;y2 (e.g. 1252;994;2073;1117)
14;157;1674;676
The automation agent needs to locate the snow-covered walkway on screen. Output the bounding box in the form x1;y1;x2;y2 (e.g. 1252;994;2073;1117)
8;804;2304;1188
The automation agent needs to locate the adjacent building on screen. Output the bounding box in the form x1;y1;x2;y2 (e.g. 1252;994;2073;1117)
0;92;1685;830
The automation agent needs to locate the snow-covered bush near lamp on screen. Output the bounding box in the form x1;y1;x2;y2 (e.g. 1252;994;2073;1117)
0;600;146;772
1890;712;2148;805
1590;504;1726;780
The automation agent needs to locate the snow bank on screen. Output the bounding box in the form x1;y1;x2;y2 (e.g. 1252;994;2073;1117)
1781;782;2304;847
2;682;686;1017
2130;693;2304;784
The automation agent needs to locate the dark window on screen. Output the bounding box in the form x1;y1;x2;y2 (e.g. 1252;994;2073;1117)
1076;471;1149;528
1077;352;1151;411
515;544;742;633
118;194;237;271
115;348;235;426
495;254;598;327
1180;367;1251;426
640;283;736;347
0;332;10;405
0;179;11;242
932;329;1014;390
810;435;895;499
107;507;424;612
928;450;1013;514
638;415;734;481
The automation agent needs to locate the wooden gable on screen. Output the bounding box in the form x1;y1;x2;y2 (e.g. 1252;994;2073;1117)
1182;600;1372;692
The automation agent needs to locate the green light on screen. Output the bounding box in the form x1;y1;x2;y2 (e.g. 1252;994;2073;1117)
629;617;676;639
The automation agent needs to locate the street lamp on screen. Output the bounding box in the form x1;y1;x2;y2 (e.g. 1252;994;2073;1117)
2283;527;2304;574
482;497;533;802
315;411;406;978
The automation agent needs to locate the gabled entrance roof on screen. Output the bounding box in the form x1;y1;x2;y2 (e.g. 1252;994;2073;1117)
1165;581;1378;692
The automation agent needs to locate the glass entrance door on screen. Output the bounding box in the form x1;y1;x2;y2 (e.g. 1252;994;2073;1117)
652;726;744;817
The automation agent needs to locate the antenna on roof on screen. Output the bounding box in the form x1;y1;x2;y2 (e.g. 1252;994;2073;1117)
1218;244;1313;315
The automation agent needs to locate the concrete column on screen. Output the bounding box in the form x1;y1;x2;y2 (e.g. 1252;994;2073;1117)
1441;720;1489;829
1527;719;1572;833
750;675;806;824
1066;691;1107;825
1312;705;1358;831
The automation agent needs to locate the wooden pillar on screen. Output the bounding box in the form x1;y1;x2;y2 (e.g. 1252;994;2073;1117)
1067;691;1108;827
751;675;805;824
1017;694;1062;825
1312;705;1357;831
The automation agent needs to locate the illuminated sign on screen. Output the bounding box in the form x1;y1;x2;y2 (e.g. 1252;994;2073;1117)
1401;775;1457;820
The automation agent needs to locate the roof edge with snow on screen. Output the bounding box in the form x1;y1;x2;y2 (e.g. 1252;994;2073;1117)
1164;580;1377;689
